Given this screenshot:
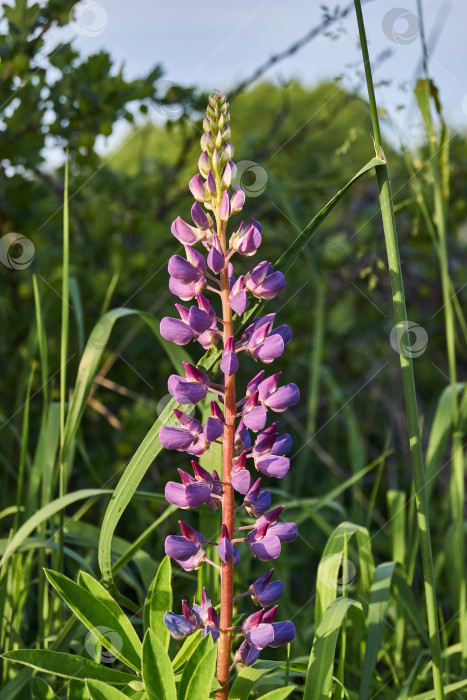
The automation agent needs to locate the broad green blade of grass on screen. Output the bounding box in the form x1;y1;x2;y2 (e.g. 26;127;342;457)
315;521;374;627
304;597;364;700
25;402;60;518
358;562;397;700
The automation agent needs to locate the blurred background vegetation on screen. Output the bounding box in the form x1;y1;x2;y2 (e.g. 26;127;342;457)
1;1;466;698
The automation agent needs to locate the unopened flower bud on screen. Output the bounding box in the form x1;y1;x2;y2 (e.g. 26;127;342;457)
222;125;231;142
221;142;234;164
203;116;211;133
198;151;209;178
212;148;221;174
215;129;223;150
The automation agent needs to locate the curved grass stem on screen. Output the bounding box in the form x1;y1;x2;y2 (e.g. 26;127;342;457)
353;2;445;697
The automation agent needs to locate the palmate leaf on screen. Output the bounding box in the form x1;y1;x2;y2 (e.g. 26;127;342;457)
98;157;382;594
229;661;285;699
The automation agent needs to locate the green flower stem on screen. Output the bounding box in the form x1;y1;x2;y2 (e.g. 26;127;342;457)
353;2;445;698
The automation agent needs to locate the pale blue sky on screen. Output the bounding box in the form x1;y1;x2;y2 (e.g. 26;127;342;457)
42;0;466;154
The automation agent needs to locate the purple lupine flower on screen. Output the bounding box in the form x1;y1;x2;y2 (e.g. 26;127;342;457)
231;452;252;494
193;588;220;642
159;408;223;456
171;216;205;245
168;362;210;405
233;640;261;667
217;524;240;564
165;461;223;510
249;569;283;607
242;609;274;649
220;336;239;376
251;422;291;479
165;589;220;641
240;314;291;364
168;246;206;285
244;478;272;517
165;521;206;570
208;233;225;273
245;261;286;300
159;91;301;675
230;219;262;256
229;275;248;315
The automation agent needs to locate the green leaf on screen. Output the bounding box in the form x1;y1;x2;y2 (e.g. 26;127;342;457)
184;642;217;700
229;661;285;699
1;650;136;684
256;688;297;700
142;629;176;700
315;521;374;627
304;597;364;700
143;556;172;650
77;571;142;657
32;677;59;700
358;562;396;700
171;629;203;671
44;569;141;672
178;633;214;700
67;680;88;700
86;679;130;700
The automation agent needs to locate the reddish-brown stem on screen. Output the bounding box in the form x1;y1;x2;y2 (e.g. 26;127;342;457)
215;220;236;700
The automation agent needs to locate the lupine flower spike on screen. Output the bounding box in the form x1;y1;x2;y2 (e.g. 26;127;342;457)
159;91;299;699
